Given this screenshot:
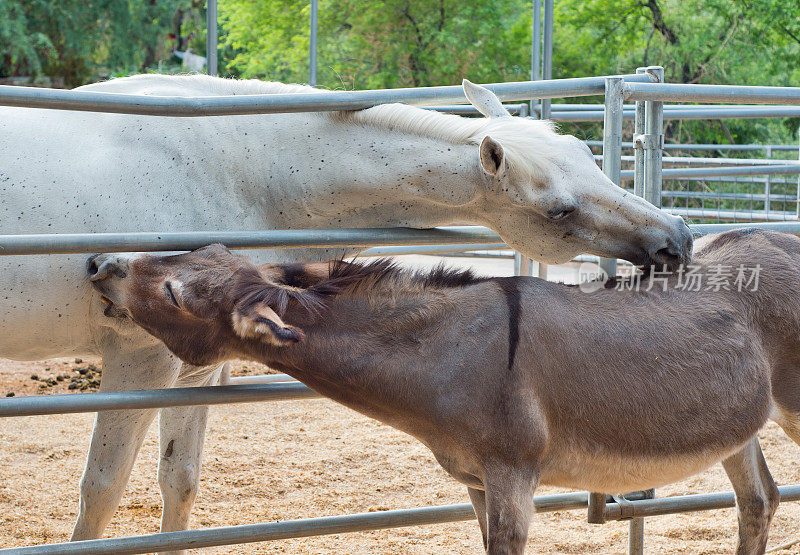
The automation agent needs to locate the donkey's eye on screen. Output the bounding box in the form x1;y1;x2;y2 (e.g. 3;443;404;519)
164;282;181;308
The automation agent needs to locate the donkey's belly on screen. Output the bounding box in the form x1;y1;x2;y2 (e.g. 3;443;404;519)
538;441;748;493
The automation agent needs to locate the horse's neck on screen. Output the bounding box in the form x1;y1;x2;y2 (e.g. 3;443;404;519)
225;116;486;230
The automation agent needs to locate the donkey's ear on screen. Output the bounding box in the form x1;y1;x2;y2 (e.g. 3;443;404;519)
232;303;305;346
463;79;512;119
479;135;506;177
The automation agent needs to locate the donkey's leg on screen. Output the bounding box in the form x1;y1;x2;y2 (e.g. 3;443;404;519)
157;363;224;553
722;437;780;555
71;338;181;540
468;487;488;550
483;466;539;555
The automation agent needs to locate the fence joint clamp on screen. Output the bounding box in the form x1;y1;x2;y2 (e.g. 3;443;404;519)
611;494;636;520
634;133;664;150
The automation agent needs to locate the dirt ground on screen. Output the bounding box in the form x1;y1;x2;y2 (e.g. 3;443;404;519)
2;256;800;553
3;360;800;554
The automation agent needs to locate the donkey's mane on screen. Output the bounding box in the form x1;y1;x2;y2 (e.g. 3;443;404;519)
100;74;561;178
271;259;489;315
330;258;486;291
238;258;486;318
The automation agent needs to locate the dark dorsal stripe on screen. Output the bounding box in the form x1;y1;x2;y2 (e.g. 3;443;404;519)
495;278;521;371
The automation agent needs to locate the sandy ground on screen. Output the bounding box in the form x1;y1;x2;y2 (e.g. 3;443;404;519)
2;255;800;553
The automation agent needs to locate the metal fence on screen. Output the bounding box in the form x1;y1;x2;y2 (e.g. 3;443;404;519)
4;68;800;554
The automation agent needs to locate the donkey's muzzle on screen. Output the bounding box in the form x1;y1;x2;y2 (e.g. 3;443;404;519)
87;254;133;318
87;254;129;282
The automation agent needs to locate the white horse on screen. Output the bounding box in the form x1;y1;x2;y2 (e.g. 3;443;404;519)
0;74;691;551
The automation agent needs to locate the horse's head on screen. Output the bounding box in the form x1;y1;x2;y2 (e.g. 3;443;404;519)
86;245;309;367
462;80;692;268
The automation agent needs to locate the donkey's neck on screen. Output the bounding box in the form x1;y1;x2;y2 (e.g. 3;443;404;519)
253;289;472;430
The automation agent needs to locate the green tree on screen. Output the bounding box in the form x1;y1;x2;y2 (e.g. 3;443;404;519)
0;0;206;87
220;0;531;88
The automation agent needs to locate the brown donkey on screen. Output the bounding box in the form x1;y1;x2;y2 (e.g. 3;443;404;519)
88;229;800;554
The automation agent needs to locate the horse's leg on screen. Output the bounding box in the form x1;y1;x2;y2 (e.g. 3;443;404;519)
71;337;181;540
467;487;488;550
157;363;223;554
483;466;538;555
721;437;780;555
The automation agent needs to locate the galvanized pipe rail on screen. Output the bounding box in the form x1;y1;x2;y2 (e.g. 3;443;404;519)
585;140;799;151
0;226;500;256
0;73;655;117
2;485;798;555
624;82;800;105
0;492;619;555
620;164;800;181
598;155;798;166
552;106;800;122
5;222;800;257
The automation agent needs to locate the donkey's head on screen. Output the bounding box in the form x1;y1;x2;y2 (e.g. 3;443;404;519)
461;80;692;267
87;245;312;366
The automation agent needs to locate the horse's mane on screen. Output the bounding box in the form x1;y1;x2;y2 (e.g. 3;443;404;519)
91;74;561;179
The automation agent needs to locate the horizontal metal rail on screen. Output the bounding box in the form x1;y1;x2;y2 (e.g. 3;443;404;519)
553;106;800;122
620;164;800;181
548;103;800;112
600;155;798;166
5;222;800;257
625;82;800;105
667;207;796;223
662;190;795;202
0;73;654;117
0;492;603;555
584;140;798;152
0;226;501;256
604;484;800;520
0;383;318;417
3;486;798;554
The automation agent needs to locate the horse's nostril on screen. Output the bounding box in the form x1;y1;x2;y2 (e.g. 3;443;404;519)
652;246;681;268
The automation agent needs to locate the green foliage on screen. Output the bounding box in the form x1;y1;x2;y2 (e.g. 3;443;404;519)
219;0;531;88
0;0;205;87
3;0;800;144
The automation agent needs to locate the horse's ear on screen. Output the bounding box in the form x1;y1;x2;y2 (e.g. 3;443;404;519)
479;135;506;177
463;79;512;119
232;302;305;347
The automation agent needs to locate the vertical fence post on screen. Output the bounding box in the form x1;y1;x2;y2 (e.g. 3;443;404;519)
633;67;647;198
764;146;772;213
540;0;553;120
628;489;656;555
206;0;218;76
530;0;542;117
309;0;318;86
643;66;665;209
598;76;624;279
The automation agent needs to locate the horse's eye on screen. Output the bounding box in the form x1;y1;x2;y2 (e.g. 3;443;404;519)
164;281;181;308
548;205;576;220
